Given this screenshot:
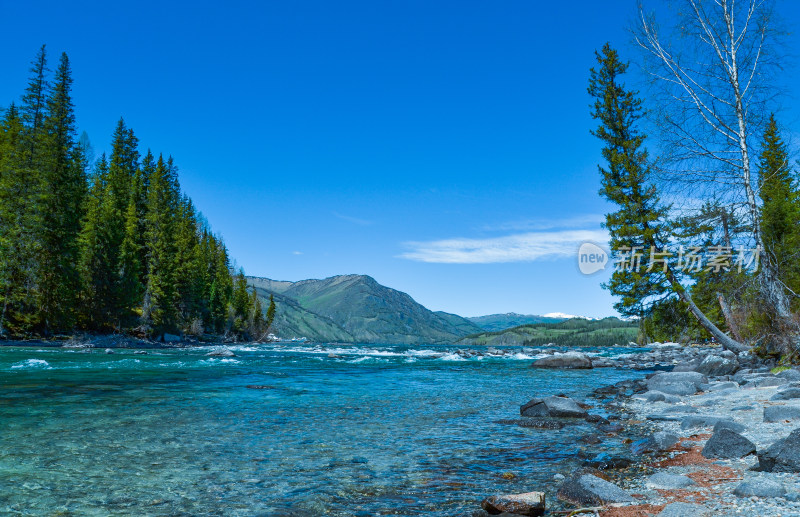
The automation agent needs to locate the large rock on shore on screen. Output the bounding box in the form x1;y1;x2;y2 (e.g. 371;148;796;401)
481;491;545;516
694;354;739;377
519;396;587;418
631;431;679;455
701;428;756;459
771;388;800;401
646;371;707;395
531;352;592;369
646;472;695;489
658;502;710;517
755;428;800;472
763;405;800;422
733;478;786;498
557;474;634;506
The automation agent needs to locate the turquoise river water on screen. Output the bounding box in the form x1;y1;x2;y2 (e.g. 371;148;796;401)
0;343;649;516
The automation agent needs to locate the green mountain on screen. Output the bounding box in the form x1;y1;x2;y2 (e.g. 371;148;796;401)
247;274;481;344
467;312;567;332
457;317;639;347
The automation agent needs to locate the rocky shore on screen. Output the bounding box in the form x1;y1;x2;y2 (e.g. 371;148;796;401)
477;344;800;517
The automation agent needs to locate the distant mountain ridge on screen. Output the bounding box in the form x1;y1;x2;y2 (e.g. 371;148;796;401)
467;312;568;332
247;274;482;344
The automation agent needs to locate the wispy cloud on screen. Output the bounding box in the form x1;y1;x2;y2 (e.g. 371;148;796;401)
292;251;303;255
480;214;606;232
333;211;373;226
399;229;609;264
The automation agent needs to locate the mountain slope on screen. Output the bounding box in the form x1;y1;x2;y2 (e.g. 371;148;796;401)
468;313;567;332
250;286;354;342
247;274;478;344
458;317;639;347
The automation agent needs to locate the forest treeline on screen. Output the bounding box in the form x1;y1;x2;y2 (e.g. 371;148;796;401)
0;46;274;340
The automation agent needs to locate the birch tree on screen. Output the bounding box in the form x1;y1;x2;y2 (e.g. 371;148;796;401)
635;0;796;341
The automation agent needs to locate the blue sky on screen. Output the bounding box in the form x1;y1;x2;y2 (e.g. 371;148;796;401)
2;1;799;317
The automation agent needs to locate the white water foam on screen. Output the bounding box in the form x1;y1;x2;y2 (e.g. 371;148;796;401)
11;359;51;369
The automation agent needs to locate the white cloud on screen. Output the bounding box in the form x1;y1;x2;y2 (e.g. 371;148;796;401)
292;251;303;255
399;229;609;264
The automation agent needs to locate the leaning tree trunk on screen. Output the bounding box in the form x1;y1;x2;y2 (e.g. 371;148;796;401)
665;268;749;354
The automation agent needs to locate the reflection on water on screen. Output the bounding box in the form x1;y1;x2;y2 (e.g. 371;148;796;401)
0;343;647;516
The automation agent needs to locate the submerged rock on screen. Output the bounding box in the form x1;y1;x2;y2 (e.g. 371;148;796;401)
755;428;800;472
494;418;565;430
206;347;236;358
557;474;634;506
701;428;756;459
581;453;632;470
531;352;592;369
481;491;545;516
519;396;587;419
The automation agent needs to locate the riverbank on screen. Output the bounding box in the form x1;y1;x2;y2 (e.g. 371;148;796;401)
477;345;800;516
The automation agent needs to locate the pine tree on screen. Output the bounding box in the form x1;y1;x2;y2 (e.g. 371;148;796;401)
0;47;51;333
38;52;85;332
588;43;671;318
78;155;117;329
248;287;265;339
0;104;26;334
266;293;276;333
232;269;250;333
142;155;179;337
758;114;800;294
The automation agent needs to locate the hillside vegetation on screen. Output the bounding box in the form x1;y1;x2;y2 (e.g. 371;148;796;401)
457;318;639;348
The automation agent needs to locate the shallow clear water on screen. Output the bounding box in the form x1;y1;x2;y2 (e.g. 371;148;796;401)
0;343;647;516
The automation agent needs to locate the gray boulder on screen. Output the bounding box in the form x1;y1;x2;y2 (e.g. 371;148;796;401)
733;478;787;498
481;491;545;516
658;502;710;517
713;419;746;434
532;352;592;369
701;429;756;459
771;388;800;401
647;371;707;395
631;431;679;455
754;377;788;388
776;369;800;381
642;390;682;403
707;381;739;391
694;354;739;377
755;428;800;472
646;472;695;489
763;405;800;422
681;414;727;429
557;474;634;506
520;396;587;418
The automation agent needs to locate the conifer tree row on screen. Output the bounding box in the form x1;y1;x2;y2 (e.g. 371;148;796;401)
0;46;272;341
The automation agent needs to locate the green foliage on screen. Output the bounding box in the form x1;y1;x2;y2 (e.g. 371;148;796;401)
588;43;671;317
758;115;800;297
461;317;639;348
0;47;270;341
